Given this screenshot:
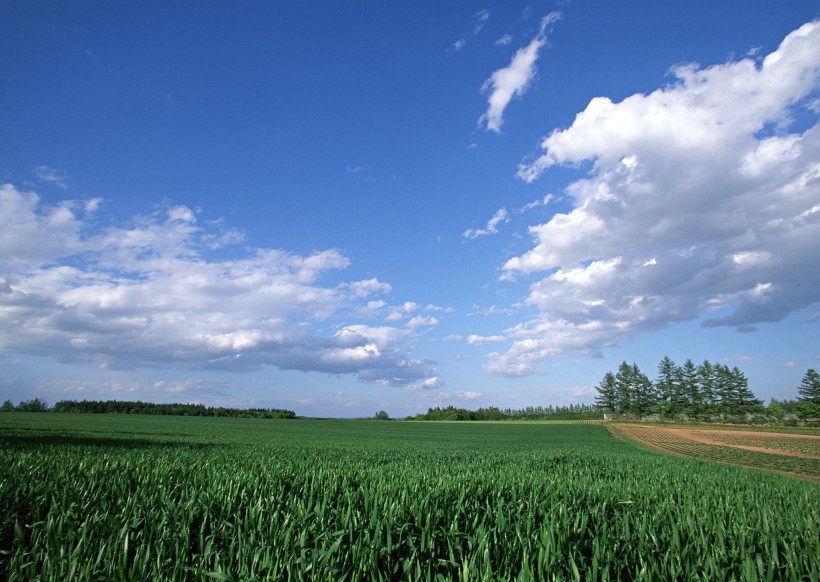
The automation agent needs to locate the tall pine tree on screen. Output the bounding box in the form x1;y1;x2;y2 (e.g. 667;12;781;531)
654;356;678;418
796;369;820;420
595;371;618;413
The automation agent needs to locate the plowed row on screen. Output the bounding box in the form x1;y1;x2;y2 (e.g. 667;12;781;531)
614;424;820;482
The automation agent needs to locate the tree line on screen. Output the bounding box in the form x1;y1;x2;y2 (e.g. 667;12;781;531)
410;403;602;421
595;358;819;421
1;399;296;419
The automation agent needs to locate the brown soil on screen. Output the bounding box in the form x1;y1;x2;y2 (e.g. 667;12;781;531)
664;428;819;459
612;423;820;482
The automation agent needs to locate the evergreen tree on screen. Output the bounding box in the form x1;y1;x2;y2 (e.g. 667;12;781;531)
615;361;635;415
796;369;820;420
654;356;678;418
697;360;718;417
714;365;762;417
679;359;702;417
595;371;618;413
632;363;655;417
612;361;653;417
714;363;737;416
731;367;763;416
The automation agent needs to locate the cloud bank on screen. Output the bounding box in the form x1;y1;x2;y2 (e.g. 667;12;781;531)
0;185;437;387
488;20;820;376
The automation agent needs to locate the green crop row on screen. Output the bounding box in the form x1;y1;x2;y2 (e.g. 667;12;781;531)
1;414;818;580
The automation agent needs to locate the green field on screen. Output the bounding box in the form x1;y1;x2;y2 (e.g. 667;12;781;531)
1;414;818;580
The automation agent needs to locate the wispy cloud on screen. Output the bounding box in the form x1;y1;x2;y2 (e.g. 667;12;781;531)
451;8;491;53
464;208;509;238
473;9;490;35
479;12;561;133
34;165;69;188
487;20;820;376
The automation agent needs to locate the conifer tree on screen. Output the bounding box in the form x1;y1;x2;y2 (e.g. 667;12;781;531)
796;369;820;420
697;360;718;417
632;363;655;417
654;356;678;418
595;371;618;413
615;361;635;415
679;359;702;417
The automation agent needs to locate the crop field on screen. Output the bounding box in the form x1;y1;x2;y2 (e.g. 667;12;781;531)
612;424;820;482
1;414;819;580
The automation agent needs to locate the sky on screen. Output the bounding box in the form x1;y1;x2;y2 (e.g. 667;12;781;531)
1;1;819;417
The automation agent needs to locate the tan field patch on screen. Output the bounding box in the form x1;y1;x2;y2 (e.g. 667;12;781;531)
667;429;820;458
613;423;820;482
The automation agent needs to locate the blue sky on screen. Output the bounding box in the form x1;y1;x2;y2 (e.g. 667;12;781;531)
1;1;818;417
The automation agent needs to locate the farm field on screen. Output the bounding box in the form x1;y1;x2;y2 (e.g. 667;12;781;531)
1;414;819;580
612;423;820;482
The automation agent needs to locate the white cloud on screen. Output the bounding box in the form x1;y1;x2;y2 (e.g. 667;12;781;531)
407;315;440;329
405;377;442;391
450;9;491;53
488;20;820;376
0;184;85;269
473;9;490;35
454;391;482;400
419;390;482;402
495;34;513;46
463;208;509;238
467;334;505;345
479;12;561;133
34;165;69;188
518;193;555;213
0;187;435;388
343;277;393;298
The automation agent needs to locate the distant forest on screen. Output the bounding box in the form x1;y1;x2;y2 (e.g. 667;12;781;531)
410;403;602;421
1;399;295;419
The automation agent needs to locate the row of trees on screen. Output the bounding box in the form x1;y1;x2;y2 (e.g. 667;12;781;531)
595;358;764;419
1;399;296;419
595;358;820;421
411;404;603;421
1;398;49;412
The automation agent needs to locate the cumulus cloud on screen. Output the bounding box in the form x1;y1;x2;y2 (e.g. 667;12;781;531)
489;20;820;376
407;315;440;329
405;377;442;391
479;12;561;133
463;208;509;238
0;186;436;387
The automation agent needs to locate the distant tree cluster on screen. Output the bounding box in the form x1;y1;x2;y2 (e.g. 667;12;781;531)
1;398;49;412
49;400;296;419
411;404;602;421
595;358;768;420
